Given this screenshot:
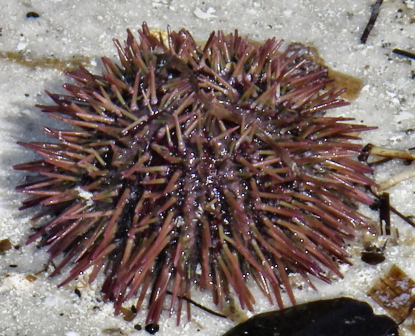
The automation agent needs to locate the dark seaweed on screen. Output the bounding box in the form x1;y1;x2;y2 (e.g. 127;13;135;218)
222;298;398;336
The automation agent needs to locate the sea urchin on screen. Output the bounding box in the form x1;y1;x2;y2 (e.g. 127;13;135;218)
14;23;376;324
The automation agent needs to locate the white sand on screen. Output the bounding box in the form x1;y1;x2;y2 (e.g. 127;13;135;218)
1;0;415;335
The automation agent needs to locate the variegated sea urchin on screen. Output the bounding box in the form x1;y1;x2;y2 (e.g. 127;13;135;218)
14;23;376;324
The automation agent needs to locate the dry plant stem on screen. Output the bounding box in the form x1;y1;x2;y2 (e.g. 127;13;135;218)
392;48;415;61
366;145;415;191
375;164;415;191
368;145;415;161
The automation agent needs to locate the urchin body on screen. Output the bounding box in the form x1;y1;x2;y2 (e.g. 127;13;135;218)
14;23;375;323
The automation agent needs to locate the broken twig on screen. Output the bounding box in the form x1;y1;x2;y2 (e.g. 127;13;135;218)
361;0;384;44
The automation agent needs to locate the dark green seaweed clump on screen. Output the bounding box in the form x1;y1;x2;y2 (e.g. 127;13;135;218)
223;298;398;336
